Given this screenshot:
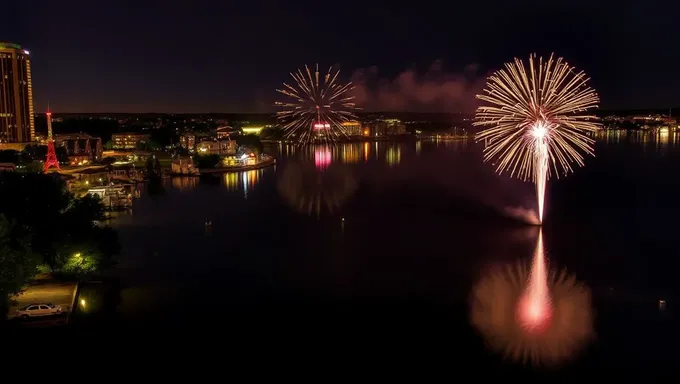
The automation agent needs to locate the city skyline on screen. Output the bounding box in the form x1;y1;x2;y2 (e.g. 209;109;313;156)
3;1;680;113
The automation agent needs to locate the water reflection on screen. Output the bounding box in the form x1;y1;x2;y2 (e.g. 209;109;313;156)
277;160;358;216
385;146;401;167
593;128;680;155
269;140;470;168
170;176;198;192
221;169;264;198
470;229;594;366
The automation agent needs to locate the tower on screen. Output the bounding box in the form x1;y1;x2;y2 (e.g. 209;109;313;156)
44;106;60;172
0;42;35;143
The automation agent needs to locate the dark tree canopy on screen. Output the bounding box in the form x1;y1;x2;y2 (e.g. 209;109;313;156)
0;172;120;275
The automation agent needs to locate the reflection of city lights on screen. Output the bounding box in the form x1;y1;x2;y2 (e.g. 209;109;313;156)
363;142;369;162
172;177;198;191
315;147;332;169
242;170;261;199
342;144;360;164
223;172;239;191
386;146;401;167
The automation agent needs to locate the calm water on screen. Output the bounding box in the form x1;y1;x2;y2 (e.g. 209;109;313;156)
105;131;677;376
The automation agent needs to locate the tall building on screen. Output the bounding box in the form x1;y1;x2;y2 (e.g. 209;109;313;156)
0;42;35;143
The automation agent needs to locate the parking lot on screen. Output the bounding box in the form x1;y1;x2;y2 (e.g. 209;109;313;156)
8;277;78;326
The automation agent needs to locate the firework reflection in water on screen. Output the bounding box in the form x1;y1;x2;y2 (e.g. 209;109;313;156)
277;159;357;217
470;229;593;365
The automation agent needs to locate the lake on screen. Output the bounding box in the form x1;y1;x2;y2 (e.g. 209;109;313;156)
101;131;677;377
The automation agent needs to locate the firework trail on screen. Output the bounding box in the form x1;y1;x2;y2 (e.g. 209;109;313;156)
275;64;360;145
474;54;600;222
277;157;358;216
470;229;594;366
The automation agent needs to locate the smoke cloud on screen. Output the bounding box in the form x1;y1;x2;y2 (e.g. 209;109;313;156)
350;60;487;113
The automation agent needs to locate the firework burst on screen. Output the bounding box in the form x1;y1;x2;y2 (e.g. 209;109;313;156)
275;64;360;145
470;230;594;366
474;54;600;222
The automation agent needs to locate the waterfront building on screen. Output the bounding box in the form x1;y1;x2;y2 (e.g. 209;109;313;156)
0;42;35;145
385;119;407;135
341;121;362;136
196;139;237;155
171;157;199;175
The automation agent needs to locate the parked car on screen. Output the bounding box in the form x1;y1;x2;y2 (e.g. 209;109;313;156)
15;303;63;318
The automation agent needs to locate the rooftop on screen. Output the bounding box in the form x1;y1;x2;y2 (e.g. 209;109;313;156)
0;42;27;53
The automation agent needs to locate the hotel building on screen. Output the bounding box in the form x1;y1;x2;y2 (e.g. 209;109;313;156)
0;42;35;144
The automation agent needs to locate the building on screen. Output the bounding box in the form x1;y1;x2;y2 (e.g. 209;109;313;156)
216;125;235;139
0;42;35;144
111;133;151;149
341;121;362;136
171;157;199;175
0;162;16;171
196;139;237;155
385;119;406;135
366;121;388;136
54;133;103;165
179;133;196;151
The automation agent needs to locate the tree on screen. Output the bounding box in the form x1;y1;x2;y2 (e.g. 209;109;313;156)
259;127;284;141
236;134;263;154
194;154;220;169
0;172;119;273
104;140;114;150
136;139;162;151
0;150;21;164
0;215;38;319
145;156;162;178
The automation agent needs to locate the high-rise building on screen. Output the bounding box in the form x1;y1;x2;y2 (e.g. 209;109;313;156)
0;42;35;143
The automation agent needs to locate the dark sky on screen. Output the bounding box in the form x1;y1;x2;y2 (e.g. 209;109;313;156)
3;0;679;113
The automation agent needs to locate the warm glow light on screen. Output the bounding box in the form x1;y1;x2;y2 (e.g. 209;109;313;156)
242;126;264;135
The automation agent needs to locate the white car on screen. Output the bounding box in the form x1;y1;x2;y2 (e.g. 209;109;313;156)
15;303;63;319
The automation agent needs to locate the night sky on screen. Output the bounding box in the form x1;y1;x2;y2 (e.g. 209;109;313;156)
4;0;679;113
